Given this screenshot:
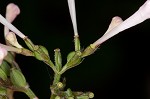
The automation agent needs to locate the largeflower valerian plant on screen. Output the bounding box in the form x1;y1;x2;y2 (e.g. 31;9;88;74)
0;0;150;99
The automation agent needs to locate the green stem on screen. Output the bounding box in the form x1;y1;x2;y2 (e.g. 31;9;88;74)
50;73;61;99
45;60;58;74
25;88;38;99
53;73;61;85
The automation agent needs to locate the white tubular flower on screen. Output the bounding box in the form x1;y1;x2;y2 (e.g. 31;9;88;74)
0;46;7;65
68;0;78;36
0;14;26;39
93;0;150;47
4;3;20;36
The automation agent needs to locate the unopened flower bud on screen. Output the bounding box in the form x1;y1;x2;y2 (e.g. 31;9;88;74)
0;61;10;76
38;45;49;56
10;68;27;88
60;51;83;74
4;3;20;37
0;68;7;81
6;3;20;23
34;45;50;61
66;51;82;67
54;48;62;71
67;51;75;62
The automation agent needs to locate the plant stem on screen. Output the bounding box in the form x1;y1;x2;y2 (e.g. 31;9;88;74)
25;88;38;99
53;73;61;85
50;73;61;99
7;89;14;99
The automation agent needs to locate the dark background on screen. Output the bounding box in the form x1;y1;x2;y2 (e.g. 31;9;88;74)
0;0;150;99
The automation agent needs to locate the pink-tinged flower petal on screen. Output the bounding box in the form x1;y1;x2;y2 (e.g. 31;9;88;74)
93;0;150;47
4;3;20;36
104;16;123;35
6;3;20;23
68;0;78;36
0;46;7;65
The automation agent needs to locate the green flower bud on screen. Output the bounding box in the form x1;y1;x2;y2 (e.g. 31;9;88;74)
10;68;27;88
39;45;49;56
0;61;10;76
66;51;83;68
60;51;84;74
0;68;7;81
54;49;62;71
67;51;75;62
34;45;49;61
24;37;35;51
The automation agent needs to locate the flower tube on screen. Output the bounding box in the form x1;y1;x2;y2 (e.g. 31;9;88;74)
4;3;20;36
68;0;78;36
93;0;150;47
0;14;25;39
